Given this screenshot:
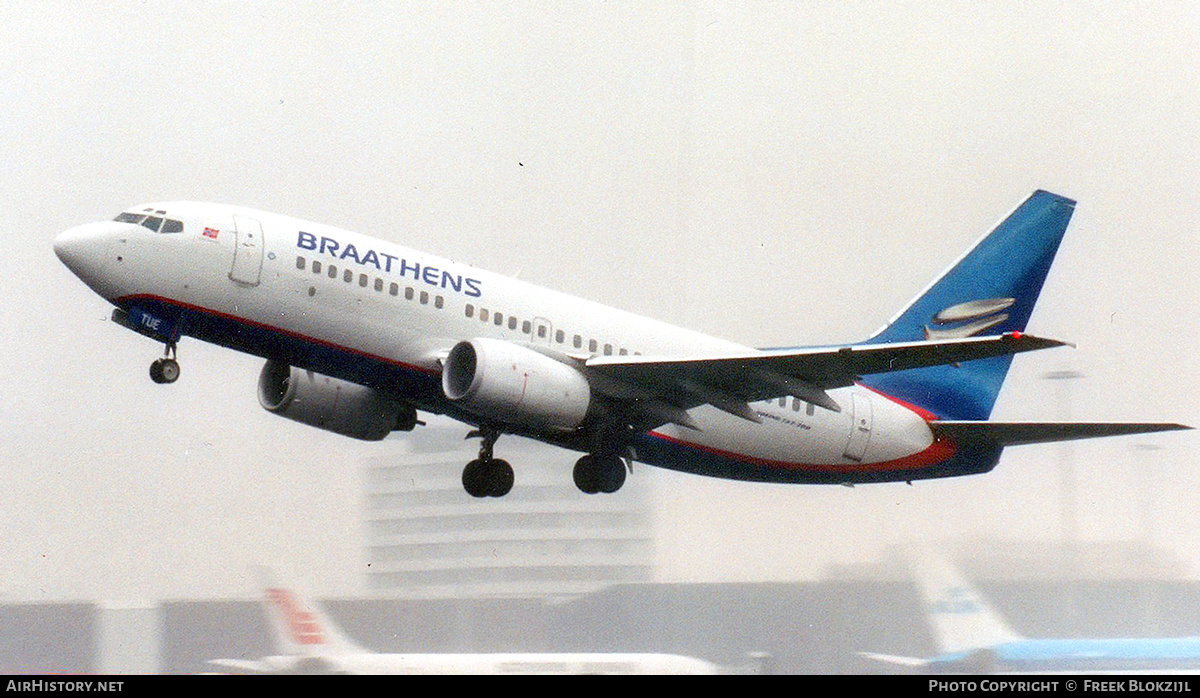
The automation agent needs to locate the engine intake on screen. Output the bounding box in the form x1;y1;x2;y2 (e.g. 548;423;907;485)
442;338;591;432
258;361;416;441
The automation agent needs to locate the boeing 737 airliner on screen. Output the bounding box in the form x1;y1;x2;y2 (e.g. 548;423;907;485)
54;190;1187;496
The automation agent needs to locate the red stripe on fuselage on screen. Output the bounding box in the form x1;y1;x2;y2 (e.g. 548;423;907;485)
648;422;957;474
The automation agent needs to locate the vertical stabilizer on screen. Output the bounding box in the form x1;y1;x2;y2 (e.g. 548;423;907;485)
911;551;1023;657
257;567;365;658
860;191;1076;419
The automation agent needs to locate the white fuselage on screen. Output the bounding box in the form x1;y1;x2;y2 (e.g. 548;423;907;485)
55;201;945;486
322;651;720;675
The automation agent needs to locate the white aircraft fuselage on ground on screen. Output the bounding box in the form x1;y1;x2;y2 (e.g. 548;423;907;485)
210;574;723;675
54;192;1187;496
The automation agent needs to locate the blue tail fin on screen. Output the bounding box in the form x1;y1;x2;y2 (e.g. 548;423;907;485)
859;190;1076;420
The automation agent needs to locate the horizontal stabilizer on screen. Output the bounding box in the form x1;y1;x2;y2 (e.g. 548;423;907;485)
932;421;1191;447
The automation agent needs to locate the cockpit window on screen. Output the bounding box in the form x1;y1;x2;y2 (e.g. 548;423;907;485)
113;211;184;234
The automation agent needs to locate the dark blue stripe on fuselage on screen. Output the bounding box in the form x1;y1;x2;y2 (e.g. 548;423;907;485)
117;295;445;407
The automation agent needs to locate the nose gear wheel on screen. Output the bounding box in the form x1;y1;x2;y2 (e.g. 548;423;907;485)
149;342;180;384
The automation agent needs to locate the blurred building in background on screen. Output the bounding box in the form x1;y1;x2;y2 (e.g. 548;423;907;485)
362;429;655;599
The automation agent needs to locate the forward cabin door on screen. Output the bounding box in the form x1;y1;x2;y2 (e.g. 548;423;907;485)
229;215;264;286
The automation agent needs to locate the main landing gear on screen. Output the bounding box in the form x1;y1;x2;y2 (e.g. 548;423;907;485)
572;453;627;494
461;426;514;498
149;342;180;384
459;427;631;498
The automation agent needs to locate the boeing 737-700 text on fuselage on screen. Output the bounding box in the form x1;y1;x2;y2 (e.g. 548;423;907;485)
54;191;1188;497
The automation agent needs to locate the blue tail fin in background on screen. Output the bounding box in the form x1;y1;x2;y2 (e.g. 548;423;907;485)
859;190;1076;420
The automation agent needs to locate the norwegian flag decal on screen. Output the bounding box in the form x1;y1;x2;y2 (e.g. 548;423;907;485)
203;227;219;239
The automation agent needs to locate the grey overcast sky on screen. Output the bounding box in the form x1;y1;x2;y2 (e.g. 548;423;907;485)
1;1;1196;602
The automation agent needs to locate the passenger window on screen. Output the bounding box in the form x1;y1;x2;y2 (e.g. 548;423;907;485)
404;287;413;300
537;326;547;339
313;260;322;274
604;343;613;355
508;316;517;330
574;335;582;349
435;295;444;309
806;403;815;416
523;321;532;334
328;265;337;278
296;256;306;270
494;312;503;326
792;398;801;412
419;291;428;305
343;269;353;283
141;216;163;232
480;309;489;321
465;304;474;318
374;278;383;292
160;219;184;234
389;282;399;296
588;339;597;352
555;330;564;343
619;348;628;355
359;273;368;287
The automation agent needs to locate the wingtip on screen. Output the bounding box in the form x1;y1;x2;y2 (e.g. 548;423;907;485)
1004;332;1071;350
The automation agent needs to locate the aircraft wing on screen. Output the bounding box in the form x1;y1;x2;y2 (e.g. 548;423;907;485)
582;332;1065;423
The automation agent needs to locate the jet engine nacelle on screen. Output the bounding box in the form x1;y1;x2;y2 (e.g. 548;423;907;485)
257;360;417;441
442;337;591;432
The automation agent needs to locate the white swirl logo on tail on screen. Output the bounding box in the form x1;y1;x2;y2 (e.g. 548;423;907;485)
924;298;1015;340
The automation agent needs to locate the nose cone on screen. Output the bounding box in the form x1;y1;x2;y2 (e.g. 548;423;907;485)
54;221;124;299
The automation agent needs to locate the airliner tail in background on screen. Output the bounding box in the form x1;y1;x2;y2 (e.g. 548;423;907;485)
864;551;1200;673
209;568;363;674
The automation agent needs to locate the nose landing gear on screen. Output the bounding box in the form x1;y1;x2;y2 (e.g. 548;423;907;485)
149;342;180;384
